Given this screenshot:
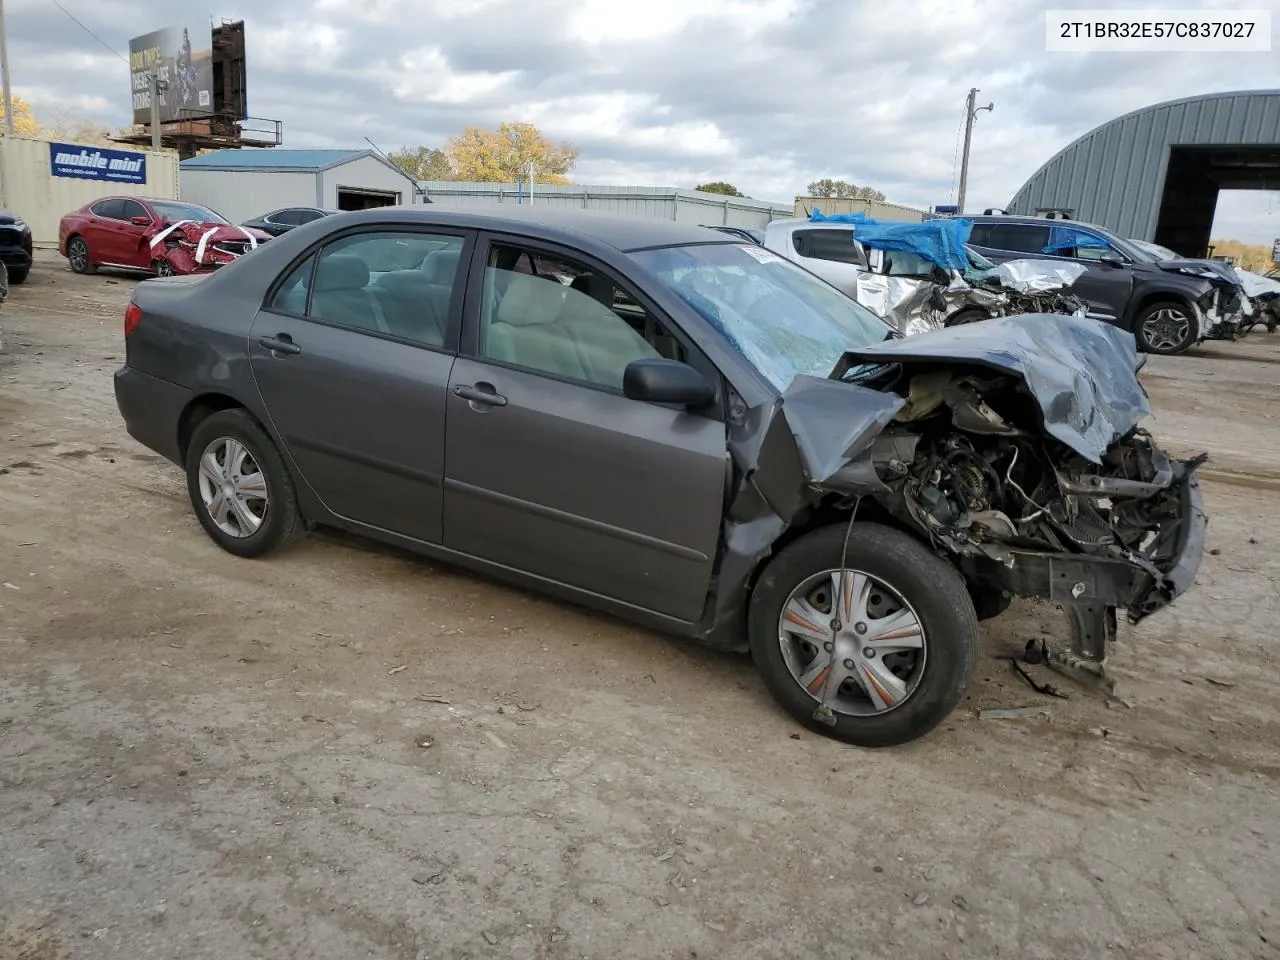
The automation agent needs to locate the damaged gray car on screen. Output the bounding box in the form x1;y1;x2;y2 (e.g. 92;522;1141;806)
113;209;1207;747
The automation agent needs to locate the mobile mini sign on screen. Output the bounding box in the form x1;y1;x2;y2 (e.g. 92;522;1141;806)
49;143;147;185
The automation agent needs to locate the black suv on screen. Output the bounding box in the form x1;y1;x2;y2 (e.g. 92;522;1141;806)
966;215;1245;355
0;210;33;285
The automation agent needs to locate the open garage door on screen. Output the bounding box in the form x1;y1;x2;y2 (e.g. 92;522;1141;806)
336;187;400;211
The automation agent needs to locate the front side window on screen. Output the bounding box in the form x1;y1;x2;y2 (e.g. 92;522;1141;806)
268;209;306;226
266;230;464;347
479;243;680;390
121;199;149;222
631;243;890;391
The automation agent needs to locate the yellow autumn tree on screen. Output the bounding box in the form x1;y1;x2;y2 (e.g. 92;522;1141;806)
445;122;579;185
0;96;41;137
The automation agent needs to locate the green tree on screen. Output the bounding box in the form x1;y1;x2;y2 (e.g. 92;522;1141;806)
806;178;885;202
445;122;579;184
695;181;745;197
387;145;454;181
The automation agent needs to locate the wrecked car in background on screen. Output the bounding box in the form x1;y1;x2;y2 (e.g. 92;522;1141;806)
1230;267;1280;333
113;208;1207;747
968;216;1246;355
764;213;1088;336
58;197;270;278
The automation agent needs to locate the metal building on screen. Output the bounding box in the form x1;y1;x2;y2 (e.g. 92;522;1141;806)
1007;90;1280;256
180;149;422;225
420;181;791;229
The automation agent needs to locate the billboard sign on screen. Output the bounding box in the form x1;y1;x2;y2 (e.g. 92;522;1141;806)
49;142;147;184
129;25;214;125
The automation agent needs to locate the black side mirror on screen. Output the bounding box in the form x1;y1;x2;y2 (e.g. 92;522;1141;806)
623;358;714;407
1098;251;1125;267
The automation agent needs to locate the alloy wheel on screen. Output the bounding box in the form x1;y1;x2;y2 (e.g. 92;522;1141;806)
68;239;88;273
777;568;928;717
1141;307;1190;351
155;260;176;278
196;437;269;538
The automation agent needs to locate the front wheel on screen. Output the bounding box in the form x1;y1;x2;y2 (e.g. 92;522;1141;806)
8;267;28;285
153;259;177;278
748;522;978;747
944;307;990;327
1135;300;1199;355
184;408;304;558
67;236;96;275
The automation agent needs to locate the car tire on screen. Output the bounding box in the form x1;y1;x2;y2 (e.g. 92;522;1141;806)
152;259;177;278
944;307;990;327
67;236;97;275
748;522;978;747
8;267;28;285
184;408;304;558
1134;300;1199;355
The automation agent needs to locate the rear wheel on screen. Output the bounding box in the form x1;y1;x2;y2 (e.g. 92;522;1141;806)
1135;300;1198;355
184;409;304;558
67;236;96;275
748;522;978;747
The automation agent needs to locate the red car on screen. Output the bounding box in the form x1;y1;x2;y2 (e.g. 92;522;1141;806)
58;196;271;277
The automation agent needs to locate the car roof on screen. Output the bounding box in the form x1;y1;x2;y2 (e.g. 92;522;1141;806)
326;205;729;253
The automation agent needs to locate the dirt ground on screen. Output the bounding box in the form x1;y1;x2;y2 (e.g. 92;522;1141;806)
1;250;1278;960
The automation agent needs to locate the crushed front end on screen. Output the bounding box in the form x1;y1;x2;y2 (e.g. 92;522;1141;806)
145;220;269;275
1198;282;1248;341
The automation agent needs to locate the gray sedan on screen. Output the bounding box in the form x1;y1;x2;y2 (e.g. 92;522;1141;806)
114;207;1206;747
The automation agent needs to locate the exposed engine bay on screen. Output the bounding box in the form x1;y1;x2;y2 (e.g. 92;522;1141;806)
707;313;1208;694
855;365;1206;686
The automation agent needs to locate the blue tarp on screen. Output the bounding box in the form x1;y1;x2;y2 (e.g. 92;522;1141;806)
1043;225;1110;255
809;209;975;272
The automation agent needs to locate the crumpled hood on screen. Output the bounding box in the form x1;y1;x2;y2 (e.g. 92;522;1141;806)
166;221;270;243
1156;257;1241;288
831;312;1150;463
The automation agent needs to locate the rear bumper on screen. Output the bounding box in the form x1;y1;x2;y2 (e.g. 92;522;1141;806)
114;366;193;466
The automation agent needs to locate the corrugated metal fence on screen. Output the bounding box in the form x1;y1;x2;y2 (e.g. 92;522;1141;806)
0;137;179;247
420;181;793;229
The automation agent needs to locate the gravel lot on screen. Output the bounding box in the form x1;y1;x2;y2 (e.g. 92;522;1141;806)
2;251;1278;960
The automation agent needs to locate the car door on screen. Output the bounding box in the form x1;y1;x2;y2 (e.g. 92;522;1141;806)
1047;228;1135;324
86;198;127;264
118;199;157;268
248;226;473;543
441;235;729;623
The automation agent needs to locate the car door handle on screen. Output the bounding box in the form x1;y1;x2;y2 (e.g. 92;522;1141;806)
454;383;507;407
258;334;301;355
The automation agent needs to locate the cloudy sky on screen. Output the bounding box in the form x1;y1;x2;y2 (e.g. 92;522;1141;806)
7;0;1280;241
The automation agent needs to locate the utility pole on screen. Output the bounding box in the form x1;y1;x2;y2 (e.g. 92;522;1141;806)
149;71;169;153
957;87;993;215
527;160;535;206
0;0;15;138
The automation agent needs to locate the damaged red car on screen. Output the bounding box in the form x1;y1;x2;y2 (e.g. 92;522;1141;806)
58;197;270;278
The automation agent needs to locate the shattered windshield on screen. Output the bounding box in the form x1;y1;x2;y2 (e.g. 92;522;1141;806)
150;201;228;225
630;243;891;391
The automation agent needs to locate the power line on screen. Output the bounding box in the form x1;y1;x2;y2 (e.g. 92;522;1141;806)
947;99;966;205
47;0;128;65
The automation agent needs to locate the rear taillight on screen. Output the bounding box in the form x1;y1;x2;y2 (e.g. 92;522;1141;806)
124;302;142;337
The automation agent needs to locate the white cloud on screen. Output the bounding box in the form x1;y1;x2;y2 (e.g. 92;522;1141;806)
6;0;1280;240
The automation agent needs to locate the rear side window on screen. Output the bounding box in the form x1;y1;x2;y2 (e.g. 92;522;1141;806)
981;223;1052;255
792;229;866;266
91;199;126;220
266;230;464;348
269;209;306;226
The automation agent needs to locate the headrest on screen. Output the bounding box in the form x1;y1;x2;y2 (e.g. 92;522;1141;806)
375;269;434;298
422;247;460;284
494;271;567;327
569;272;614;307
314;253;369;292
